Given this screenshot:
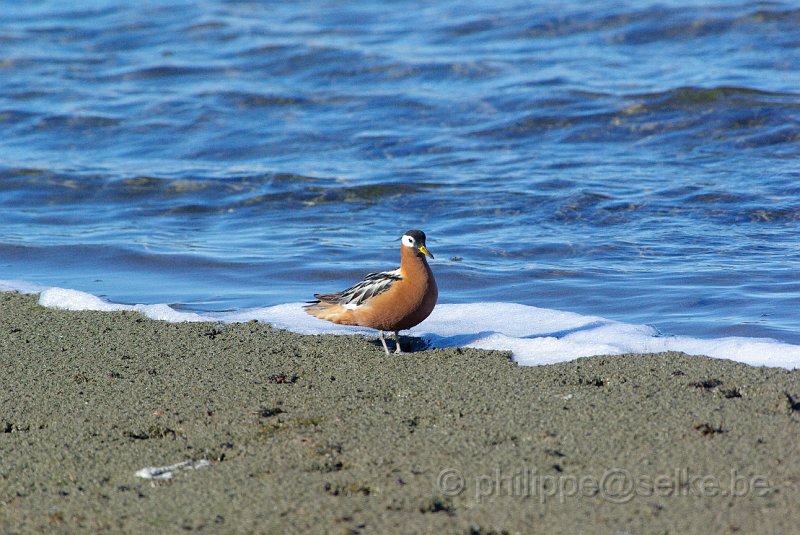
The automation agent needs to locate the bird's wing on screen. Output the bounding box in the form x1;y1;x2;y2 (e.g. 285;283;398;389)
314;268;402;306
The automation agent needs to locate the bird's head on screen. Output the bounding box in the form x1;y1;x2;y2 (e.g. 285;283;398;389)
401;229;434;259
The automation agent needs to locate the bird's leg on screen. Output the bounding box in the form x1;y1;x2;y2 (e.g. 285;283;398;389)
393;331;403;354
379;331;391;355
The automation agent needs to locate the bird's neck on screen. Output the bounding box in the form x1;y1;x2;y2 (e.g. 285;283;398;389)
400;245;430;275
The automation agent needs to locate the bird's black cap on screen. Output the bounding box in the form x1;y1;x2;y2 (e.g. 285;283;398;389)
403;229;427;243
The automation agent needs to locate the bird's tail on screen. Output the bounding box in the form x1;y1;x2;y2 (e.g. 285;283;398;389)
303;301;356;325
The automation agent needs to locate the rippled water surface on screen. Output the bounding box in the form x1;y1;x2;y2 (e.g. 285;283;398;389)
2;1;799;343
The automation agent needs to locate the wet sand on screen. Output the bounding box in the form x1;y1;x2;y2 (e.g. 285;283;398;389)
1;292;798;534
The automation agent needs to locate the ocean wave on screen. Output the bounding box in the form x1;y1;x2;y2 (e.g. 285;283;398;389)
2;281;798;369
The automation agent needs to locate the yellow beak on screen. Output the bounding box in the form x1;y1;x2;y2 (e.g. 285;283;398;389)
418;244;434;259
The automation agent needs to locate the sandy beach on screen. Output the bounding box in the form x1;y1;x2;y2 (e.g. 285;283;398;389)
1;291;798;534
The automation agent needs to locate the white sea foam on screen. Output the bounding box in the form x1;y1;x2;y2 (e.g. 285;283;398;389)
2;281;798;369
37;287;212;322
0;279;50;294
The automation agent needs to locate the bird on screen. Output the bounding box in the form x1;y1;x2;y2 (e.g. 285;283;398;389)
304;229;438;354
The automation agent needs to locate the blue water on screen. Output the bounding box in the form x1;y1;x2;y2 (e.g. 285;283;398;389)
2;1;799;344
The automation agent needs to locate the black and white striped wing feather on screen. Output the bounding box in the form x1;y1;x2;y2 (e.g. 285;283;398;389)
314;268;402;307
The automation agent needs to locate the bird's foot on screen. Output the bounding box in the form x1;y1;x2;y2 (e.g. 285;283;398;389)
379;331;391;355
393;331;403;354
